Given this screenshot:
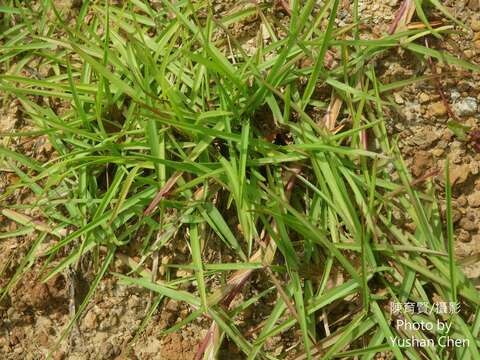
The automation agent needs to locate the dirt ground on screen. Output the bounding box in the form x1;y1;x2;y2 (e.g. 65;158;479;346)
1;0;480;359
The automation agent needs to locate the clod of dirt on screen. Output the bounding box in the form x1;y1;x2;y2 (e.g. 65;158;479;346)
457;195;468;207
11;271;67;312
419;92;431;104
472;17;480;32
459;217;478;232
100;341;120;359
468;0;480;10
411;151;433;177
467;192;480;207
457;229;471;243
456;236;480;258
449;163;471;186
452;209;462;223
98;313;118;331
454;97;478;117
83;310;98;330
431;148;444;157
53;0;81;10
427;101;448;117
53;351;66;360
411;126;441;149
160;332;198;360
448;146;465;165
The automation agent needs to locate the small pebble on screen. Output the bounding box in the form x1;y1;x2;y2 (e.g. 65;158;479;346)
419;93;431;103
454;97;477;117
450;90;461;101
393;92;404;104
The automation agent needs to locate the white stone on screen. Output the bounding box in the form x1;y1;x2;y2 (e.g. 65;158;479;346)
454;97;478;116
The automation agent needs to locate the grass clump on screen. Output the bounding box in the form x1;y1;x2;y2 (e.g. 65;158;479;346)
0;0;479;359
